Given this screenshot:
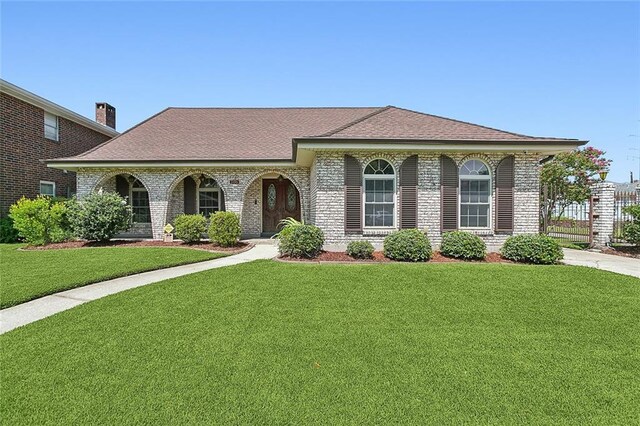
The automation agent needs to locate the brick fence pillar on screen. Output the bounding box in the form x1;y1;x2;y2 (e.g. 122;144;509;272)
590;181;615;248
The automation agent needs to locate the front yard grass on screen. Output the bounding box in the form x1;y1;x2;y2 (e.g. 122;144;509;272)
0;244;225;308
1;261;638;424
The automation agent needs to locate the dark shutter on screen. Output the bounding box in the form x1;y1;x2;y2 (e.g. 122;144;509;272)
183;176;197;214
344;154;362;233
399;155;418;229
495;155;515;232
440;155;458;231
220;188;226;212
115;175;129;200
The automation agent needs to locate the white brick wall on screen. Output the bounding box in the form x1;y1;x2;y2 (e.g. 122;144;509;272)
311;151;541;250
77;167;310;240
75;152;541;246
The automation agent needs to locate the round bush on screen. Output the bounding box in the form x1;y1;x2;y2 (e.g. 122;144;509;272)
67;192;131;242
208;211;241;247
174;214;207;243
278;224;324;258
440;231;486;260
383;229;432;262
346;240;375;259
501;234;563;264
10;196;71;245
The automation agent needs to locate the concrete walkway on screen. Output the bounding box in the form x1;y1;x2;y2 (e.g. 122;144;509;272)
0;242;278;335
562;248;640;279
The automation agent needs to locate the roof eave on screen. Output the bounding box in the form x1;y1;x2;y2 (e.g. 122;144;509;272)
0;79;119;137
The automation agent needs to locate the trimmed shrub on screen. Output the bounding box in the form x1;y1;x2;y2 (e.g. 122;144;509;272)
67;191;131;242
0;217;20;243
501;234;563;264
440;231;486;260
346;240;375;259
383;229;432;262
208;211;241;247
278;223;324;258
622;205;640;246
174;214;207;243
9;196;70;246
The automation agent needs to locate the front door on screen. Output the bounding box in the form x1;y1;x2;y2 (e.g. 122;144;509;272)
262;178;301;235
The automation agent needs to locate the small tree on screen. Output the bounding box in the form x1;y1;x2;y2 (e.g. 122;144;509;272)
67;191;131;242
541;147;611;221
9;196;69;245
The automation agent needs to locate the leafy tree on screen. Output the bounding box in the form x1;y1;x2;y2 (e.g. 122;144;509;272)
541;147;611;221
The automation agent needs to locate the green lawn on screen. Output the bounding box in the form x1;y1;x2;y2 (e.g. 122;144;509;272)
1;261;638;424
0;244;225;308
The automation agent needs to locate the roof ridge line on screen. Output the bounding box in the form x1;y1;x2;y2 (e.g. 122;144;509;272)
313;106;392;137
166;106;381;110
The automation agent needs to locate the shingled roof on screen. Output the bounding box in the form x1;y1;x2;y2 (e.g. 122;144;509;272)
49;106;583;163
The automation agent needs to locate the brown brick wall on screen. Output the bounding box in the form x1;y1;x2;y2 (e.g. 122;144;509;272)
0;92;112;215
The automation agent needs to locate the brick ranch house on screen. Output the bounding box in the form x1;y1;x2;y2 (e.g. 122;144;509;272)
0;79;119;215
46;106;586;248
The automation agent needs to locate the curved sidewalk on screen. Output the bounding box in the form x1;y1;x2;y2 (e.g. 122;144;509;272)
562;248;640;279
0;244;278;335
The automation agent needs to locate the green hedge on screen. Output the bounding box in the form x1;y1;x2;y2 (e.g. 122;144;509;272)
346;240;374;259
278;223;324;258
383;229;432;262
622;205;640;246
174;214;207;243
9;196;71;246
0;217;20;243
67;192;131;242
501;234;563;264
208;211;241;247
440;231;486;260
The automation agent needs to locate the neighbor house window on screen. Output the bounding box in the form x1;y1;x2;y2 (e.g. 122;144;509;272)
130;179;151;223
459;159;491;228
39;180;55;196
363;159;395;227
198;178;220;218
44;112;59;141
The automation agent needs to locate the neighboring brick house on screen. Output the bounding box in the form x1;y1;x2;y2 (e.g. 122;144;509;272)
0;79;118;215
46;106;585;248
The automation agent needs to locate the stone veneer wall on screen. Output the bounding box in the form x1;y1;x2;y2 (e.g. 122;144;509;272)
312;151;542;249
77;167;310;239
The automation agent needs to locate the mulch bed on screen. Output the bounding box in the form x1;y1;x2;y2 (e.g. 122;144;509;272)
601;246;640;259
22;240;252;254
280;251;512;263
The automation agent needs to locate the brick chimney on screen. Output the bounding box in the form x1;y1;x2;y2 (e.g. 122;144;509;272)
95;102;116;129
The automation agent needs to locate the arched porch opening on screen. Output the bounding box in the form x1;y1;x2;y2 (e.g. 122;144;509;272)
166;173;227;225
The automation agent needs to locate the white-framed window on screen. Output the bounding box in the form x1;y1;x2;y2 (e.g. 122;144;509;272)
459;159;491;229
129;179;151;223
39;180;56;196
44;112;59;141
198;178;220;218
363;159;395;228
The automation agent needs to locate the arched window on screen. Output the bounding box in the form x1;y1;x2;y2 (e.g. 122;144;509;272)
130;179;151;223
459;159;491;228
364;159;395;227
198;178;220;218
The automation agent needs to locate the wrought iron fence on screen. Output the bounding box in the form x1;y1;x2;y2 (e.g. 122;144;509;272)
540;184;592;244
612;190;639;244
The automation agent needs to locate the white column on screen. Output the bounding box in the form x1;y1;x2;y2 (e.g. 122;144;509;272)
590;181;615;248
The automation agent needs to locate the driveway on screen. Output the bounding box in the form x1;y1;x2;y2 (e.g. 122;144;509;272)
562;249;639;279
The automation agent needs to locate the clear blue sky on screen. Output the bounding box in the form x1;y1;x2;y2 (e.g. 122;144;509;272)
2;1;639;182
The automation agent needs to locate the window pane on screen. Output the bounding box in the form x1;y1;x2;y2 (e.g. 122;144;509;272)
39;182;54;196
44;112;57;127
